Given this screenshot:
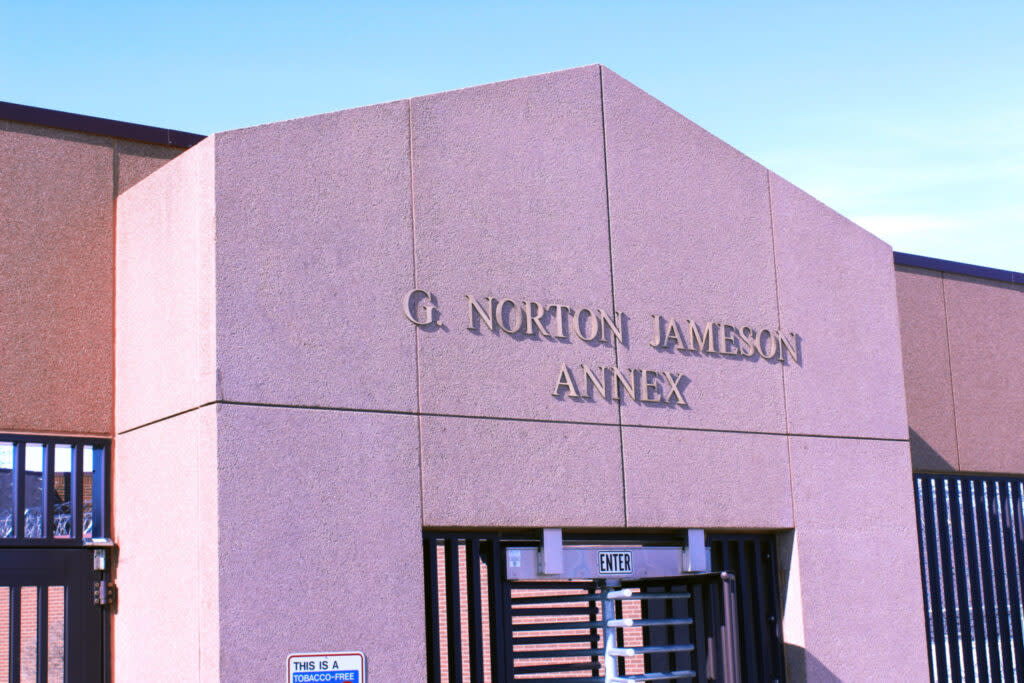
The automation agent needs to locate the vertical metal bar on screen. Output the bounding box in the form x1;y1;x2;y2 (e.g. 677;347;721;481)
752;540;771;683
953;478;982;682
939;477;966;677
443;538;462;682
423;536;441;683
41;444;53;540
735;541;757;682
37;584;48;682
707;578;722;683
726;541;754;679
601;587;617;683
982;481;1012;679
466;539;483;683
1010;482;1024;678
91;444;108;539
486;540;508;683
710;539;722;573
991;481;1015;679
763;537;785;681
10;584;21;683
70;444;84;541
913;476;940;683
62;580;69;683
719;574;741;683
935;477;963;678
13;441;25;540
921;476;950;679
976;481;1004;680
693;580;707;683
966;478;994;681
588;585;602;677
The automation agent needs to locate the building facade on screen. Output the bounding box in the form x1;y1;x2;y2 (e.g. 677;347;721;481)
1;66;1022;682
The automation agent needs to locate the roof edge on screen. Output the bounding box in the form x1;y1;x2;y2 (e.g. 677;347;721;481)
895;251;1023;285
0;100;205;148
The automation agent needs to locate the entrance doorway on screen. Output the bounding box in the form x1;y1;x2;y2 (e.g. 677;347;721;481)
423;532;785;682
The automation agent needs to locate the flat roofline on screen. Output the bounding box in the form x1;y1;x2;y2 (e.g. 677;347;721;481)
0;101;205;148
895;252;1024;285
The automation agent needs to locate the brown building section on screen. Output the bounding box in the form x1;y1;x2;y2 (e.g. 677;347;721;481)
896;261;1024;475
0;105;200;437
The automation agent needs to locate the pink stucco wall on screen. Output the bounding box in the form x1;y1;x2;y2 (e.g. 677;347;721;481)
114;66;930;681
115;137;217;433
216;405;423;682
896;266;1024;474
0;121;113;436
113;406;219;683
0;120;183;437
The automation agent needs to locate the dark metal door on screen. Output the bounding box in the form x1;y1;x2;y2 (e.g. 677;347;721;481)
0;549;104;683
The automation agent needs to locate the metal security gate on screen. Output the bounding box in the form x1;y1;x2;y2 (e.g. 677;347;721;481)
0;436;112;683
915;473;1024;683
0;550;104;681
423;532;784;682
708;535;784;683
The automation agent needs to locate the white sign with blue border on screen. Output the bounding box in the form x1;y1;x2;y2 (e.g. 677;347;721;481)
287;652;365;683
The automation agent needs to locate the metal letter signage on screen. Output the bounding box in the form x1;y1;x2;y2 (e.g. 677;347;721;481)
401;291;803;409
287;652;365;683
403;289;439;327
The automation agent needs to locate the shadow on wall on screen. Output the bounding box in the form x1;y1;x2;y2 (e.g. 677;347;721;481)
784;644;843;683
774;531;845;683
909;427;956;472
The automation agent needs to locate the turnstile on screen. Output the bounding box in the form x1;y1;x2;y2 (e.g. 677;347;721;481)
504;542;741;683
423;531;750;683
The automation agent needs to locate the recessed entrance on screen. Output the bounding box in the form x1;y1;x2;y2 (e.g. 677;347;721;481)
423;532;785;682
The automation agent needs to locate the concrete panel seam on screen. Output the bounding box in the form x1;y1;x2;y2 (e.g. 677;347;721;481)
940;274;963;470
767;171;800;526
598;66;628;528
408;97;427;526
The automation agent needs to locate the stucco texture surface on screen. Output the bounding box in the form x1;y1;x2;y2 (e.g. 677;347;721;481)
113;406;219;683
944;274;1024;473
787;436;928;682
421;415;625;527
895;267;959;471
116;137;217;432
117;140;180;195
216;405;425;682
622;427;793;528
0;123;114;434
771;173;908;440
603;68;786;434
896;266;1024;475
214;101;417;413
411;65;620;425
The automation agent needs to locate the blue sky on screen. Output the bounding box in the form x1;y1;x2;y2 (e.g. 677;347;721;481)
3;1;1021;271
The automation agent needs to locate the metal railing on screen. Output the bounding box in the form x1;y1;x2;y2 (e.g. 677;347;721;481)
915;472;1024;682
